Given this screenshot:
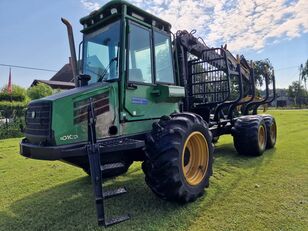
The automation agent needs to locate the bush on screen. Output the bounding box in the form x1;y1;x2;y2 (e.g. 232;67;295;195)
27;83;53;100
0;118;24;139
53;89;62;94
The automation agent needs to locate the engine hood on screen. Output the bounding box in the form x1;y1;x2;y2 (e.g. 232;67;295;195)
25;82;118;146
35;82;107;102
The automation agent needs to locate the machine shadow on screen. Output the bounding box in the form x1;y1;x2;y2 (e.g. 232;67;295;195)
213;140;277;176
0;171;195;231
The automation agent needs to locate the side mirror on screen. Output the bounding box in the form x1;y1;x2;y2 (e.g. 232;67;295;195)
78;74;91;87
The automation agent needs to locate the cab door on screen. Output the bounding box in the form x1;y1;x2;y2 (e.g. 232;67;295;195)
124;21;178;121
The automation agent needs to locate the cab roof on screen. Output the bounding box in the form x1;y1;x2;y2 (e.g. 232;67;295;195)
80;0;172;33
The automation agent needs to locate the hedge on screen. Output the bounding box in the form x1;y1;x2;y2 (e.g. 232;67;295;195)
0;101;27;109
0;101;28;119
0;92;26;102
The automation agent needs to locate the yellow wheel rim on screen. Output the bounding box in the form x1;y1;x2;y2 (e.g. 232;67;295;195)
182;132;209;186
270;122;276;142
258;125;266;150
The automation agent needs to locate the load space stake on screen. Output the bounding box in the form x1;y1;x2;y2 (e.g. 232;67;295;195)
87;98;130;227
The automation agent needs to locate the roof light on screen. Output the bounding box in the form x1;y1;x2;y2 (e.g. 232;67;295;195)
111;8;117;14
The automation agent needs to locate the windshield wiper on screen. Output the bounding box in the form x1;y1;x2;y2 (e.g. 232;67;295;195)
84;68;104;81
97;57;118;82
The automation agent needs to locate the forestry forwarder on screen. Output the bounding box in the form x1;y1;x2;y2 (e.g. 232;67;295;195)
20;0;277;227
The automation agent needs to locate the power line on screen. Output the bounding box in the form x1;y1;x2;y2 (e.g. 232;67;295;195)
0;62;301;73
0;63;57;72
275;65;299;71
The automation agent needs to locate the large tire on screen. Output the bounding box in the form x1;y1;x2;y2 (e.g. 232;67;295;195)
231;115;267;156
142;113;214;203
260;114;277;149
83;160;132;178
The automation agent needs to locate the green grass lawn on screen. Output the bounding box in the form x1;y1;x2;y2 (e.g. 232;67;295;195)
0;110;307;231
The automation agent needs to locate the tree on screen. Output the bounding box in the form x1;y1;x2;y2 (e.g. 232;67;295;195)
253;59;274;87
300;60;308;91
287;81;306;106
27;83;53;100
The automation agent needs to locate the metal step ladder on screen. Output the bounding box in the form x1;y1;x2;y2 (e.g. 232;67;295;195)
87;98;130;227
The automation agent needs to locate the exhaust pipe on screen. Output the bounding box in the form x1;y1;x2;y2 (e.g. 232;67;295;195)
61;17;79;87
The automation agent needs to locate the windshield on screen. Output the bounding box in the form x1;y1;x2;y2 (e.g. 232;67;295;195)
83;20;120;84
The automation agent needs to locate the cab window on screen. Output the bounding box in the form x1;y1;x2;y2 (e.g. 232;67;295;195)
154;31;174;84
128;23;152;83
83;21;120;84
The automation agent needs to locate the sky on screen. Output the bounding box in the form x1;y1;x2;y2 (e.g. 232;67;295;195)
0;0;307;89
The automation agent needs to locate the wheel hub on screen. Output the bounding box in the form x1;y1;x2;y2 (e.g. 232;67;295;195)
270;123;276;142
258;125;266;150
182;132;209;186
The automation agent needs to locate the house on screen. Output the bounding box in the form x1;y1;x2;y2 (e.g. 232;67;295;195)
31;62;75;90
271;89;293;107
259;88;292;107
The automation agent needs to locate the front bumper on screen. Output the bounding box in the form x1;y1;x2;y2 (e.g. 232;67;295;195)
20;137;145;161
20;138;87;160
